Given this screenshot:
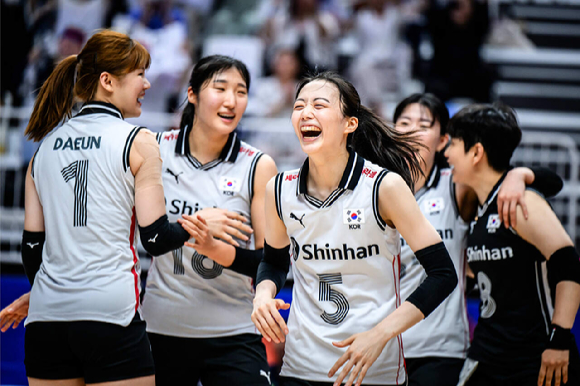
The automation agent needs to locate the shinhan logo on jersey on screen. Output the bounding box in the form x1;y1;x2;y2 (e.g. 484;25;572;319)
467;245;513;262
486;215;501;233
343;209;365;229
424;197;444;214
299;242;380;260
220;176;241;196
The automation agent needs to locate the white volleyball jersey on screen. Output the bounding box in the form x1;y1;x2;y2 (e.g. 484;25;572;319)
26;102;142;327
142;128;263;338
400;165;470;359
277;152;406;385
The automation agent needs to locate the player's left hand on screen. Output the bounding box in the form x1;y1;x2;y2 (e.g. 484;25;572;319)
0;292;30;332
538;349;569;386
179;214;219;256
328;327;389;386
498;169;529;229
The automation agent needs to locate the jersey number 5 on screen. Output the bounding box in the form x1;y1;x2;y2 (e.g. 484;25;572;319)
318;273;349;325
61;160;89;227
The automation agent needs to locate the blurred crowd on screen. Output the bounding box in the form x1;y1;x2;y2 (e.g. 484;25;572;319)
2;0;533;123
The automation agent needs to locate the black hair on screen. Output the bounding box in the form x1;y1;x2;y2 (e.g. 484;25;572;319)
295;71;424;191
179;55;251;131
393;93;449;135
447;103;521;172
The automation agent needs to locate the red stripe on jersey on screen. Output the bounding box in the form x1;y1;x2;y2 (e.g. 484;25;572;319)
130;207;139;311
392;254;405;384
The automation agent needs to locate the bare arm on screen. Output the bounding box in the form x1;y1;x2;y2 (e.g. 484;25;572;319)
250;155;278;250
24;158;45;232
512;191;580;386
250;176;291;343
130;130;166;227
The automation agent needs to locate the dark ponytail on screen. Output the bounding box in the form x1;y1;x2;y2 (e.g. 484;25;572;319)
295;72;424;191
179;55;251;131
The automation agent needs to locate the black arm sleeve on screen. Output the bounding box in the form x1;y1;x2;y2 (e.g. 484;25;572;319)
21;230;46;286
406;242;458;318
256;241;290;295
227;247;263;279
139;214;190;256
528;166;563;198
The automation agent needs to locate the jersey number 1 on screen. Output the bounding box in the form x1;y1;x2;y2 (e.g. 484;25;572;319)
61;160;89;227
318;273;349;325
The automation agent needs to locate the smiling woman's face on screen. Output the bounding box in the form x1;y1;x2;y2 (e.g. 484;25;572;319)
188;67;248;134
291;80;352;155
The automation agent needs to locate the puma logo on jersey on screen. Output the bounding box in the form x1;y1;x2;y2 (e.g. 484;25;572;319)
27;242;39;249
149;234;159;243
259;370;271;384
290;212;305;228
166;168;183;184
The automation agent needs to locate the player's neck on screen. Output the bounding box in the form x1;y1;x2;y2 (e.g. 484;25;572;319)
188;123;230;164
472;168;504;206
306;149;350;200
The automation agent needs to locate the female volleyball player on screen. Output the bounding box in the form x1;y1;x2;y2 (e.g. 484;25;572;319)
445;104;580;386
249;72;457;386
20;30;194;386
393;93;563;386
141;55;277;386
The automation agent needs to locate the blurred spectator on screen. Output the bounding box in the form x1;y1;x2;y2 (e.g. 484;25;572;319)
26;27;85;98
1;0;33;110
247;48;301;118
424;0;493;102
348;0;410;111
54;0;106;40
261;0;340;72
113;0;191;114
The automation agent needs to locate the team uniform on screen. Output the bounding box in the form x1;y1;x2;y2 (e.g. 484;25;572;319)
458;173;580;386
24;102;154;382
275;151;406;386
142;128;270;385
399;164;469;386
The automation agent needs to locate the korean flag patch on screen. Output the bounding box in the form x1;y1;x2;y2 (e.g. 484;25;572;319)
486;214;501;233
220;177;241;192
424;197;445;214
343;209;365;224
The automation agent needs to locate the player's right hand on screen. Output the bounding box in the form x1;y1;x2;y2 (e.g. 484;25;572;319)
0;292;30;332
195;207;253;247
538;348;569;386
251;296;289;344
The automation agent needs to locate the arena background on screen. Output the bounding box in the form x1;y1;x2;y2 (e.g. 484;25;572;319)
1;0;580;384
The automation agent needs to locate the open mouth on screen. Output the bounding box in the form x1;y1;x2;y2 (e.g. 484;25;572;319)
137;96;144;105
301;125;321;140
218;113;235;122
